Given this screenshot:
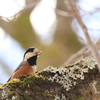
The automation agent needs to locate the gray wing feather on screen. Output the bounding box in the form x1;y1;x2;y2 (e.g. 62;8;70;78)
7;61;26;82
14;61;26;72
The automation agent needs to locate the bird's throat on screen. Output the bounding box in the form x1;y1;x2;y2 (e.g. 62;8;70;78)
27;56;37;66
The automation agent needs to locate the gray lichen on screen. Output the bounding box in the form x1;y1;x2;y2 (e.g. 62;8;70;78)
54;94;66;100
1;86;10;100
0;56;98;100
12;95;17;100
43;56;97;91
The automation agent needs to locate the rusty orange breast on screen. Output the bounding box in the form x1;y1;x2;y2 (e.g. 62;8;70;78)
11;62;36;80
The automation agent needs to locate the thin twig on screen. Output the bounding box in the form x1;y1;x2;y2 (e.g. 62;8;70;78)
60;46;87;67
60;38;100;68
0;0;40;21
55;8;72;17
77;5;100;16
0;10;22;21
88;28;100;31
64;0;100;71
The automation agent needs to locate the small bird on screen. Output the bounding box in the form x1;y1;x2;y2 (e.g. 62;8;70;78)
8;47;42;81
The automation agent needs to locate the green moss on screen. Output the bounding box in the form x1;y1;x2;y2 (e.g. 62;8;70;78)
9;98;19;100
6;74;53;100
77;97;85;100
34;89;46;99
75;61;81;65
38;71;52;78
0;85;3;89
65;64;74;68
65;61;80;68
18;91;31;100
96;84;100;93
96;84;100;88
8;91;16;98
6;79;24;91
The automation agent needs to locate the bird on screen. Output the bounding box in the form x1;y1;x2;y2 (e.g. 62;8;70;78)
8;47;42;81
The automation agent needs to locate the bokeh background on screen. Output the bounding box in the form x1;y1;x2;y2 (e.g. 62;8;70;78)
0;0;100;83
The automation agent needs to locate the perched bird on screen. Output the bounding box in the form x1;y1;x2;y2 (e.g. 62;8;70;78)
8;47;42;81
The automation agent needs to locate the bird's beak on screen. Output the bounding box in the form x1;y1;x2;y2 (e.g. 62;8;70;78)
36;51;42;55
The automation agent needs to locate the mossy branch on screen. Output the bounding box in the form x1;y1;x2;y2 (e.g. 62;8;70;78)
0;56;100;100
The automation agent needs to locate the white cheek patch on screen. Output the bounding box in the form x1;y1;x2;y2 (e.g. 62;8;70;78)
24;52;36;61
23;48;40;61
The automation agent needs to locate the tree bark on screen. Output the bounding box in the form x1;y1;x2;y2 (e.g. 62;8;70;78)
0;56;100;100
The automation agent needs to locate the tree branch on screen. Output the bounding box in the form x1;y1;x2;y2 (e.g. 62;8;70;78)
0;56;100;100
0;0;40;21
60;46;87;67
55;8;72;17
65;0;100;71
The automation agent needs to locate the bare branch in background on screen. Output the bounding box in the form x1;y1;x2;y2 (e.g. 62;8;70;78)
64;0;100;71
96;38;100;49
60;46;88;67
55;8;72;17
60;38;100;68
0;0;40;21
0;10;22;21
88;28;100;31
25;0;40;9
77;5;100;16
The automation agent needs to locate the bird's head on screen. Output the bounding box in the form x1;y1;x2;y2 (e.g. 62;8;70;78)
23;47;42;61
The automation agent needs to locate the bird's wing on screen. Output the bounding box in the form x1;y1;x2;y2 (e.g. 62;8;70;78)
14;61;26;72
7;61;26;82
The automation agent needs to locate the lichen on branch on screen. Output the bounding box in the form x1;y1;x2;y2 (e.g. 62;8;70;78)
40;56;97;91
0;56;99;100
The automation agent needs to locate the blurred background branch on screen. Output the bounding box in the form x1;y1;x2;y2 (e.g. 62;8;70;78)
64;0;100;71
55;8;72;17
60;46;87;67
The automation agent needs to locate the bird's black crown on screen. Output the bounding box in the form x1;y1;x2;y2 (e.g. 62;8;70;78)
24;47;35;58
